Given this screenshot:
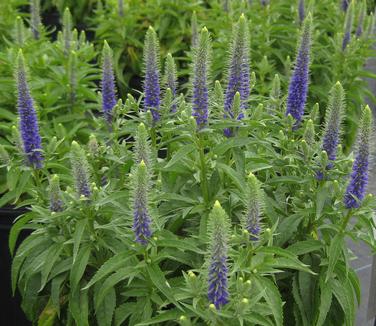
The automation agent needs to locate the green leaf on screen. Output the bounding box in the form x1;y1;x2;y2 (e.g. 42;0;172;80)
38;300;57;326
11;234;48;294
95;267;135;308
292;275;309;326
135;308;181;325
14;170;31;203
72;219;87;264
114;302;137;326
69;287;89;326
272;257;313;274
275;214;304;246
330;279;354;326
325;234;343;282
163;144;195;169
51;273;66;316
268;176;308;184
39;243;64;292
9;212;33;256
84;251;134;290
156;238;205;254
145;263;181;309
0;190;17;208
213;137;253;155
69;245;91;293
95;286;116;326
216;162;246;191
315;277;332;326
286;240;323;256
253;275;283;326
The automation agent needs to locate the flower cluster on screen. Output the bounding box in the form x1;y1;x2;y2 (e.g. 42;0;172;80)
321;82;345;163
224;14;250;137
191;27;211;128
143;27;161;122
285;14;312;125
132;161;153;244
70;141;91;198
16;50;43;168
344;105;372;209
243;173;263;240
101;41;117;124
207;201;229;309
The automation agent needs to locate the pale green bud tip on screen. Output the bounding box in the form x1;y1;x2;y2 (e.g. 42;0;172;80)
246;280;251;284
209;304;216;309
214;200;221;208
242;298;249;304
188;271;196;278
265;228;271;233
248;171;255;178
140;160;146;166
51;174;59;182
179;315;187;321
243;229;249;235
239;277;244;281
202;26;208;33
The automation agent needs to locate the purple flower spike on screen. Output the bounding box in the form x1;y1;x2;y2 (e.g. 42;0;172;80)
164;53;178;112
224;14;250;136
191;11;199;49
344;106;372;209
321;82;345;162
243;173;263;240
30;0;41;39
49;175;64;212
132;161;152;244
356;1;366;38
16;50;43;169
298;0;305;24
191;27;211;128
342;1;354;50
207;201;229;309
285;13;312;126
70;141;91;198
341;0;349;12
101;41;117;124
143;27;161;122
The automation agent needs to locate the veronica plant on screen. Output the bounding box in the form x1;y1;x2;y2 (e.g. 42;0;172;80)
101;41;117;124
223;14;250;137
5;3;376;326
191;27;211;128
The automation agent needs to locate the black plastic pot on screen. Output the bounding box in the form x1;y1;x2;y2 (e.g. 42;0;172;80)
0;207;31;326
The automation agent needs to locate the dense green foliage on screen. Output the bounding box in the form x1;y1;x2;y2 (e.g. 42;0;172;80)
0;1;375;325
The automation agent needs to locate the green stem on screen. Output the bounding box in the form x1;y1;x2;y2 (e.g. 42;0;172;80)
198;134;210;238
198;136;209;205
150;127;157;156
341;209;353;232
